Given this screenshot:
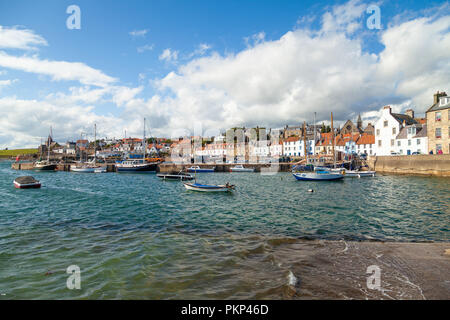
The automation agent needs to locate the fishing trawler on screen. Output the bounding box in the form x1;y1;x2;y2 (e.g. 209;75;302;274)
116;118;158;173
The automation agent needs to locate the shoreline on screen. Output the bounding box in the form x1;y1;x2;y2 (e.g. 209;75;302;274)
271;239;450;299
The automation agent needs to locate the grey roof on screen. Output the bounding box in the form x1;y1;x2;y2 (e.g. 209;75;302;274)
413;124;427;138
391;113;417;125
426;101;450;113
395;124;427;140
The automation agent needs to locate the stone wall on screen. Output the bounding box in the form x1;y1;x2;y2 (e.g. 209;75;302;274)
368;154;450;177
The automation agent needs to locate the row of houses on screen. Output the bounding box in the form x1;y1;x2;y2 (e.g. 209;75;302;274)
374;91;449;155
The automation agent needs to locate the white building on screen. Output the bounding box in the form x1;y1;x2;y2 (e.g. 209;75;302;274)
283;137;315;156
269;142;283;157
374;106;418;156
395;124;428;155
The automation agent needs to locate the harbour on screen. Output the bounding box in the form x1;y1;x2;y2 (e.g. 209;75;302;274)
1;160;449;299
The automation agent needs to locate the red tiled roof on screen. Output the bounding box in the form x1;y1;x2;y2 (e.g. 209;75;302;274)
356;134;375;145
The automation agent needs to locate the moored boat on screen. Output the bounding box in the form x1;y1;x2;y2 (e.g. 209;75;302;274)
13;176;41;189
33;161;57;171
157;171;194;180
230;165;255;172
183;182;235;192
116;160;157;172
331;168;376;177
187;166;215;173
293;170;344;181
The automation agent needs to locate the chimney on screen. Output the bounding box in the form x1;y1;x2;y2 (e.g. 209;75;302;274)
433;91;447;104
405;109;414;119
383;105;392;114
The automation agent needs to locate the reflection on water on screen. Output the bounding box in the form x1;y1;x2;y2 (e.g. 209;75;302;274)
0;161;449;299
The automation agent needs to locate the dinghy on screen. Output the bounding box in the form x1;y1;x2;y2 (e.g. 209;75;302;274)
14;176;41;189
157;171;194;181
183;182;235;192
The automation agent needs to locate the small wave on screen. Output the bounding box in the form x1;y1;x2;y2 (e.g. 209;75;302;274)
287;270;297;287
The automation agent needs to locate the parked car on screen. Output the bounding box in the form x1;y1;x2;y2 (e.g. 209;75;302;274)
411;151;421;155
390;151;400;155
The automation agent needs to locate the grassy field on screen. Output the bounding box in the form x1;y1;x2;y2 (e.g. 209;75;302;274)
0;149;38;157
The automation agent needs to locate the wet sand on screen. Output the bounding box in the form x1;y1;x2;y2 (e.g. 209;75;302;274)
274;240;450;299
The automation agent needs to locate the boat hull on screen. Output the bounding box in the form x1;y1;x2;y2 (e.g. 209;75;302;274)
293;172;344;181
183;183;232;192
70;166;95;173
344;171;376;177
116;163;157;172
14;181;41;189
157;173;194;180
33;164;57;171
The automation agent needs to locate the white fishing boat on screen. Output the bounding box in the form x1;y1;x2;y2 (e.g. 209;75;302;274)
71;124;107;173
331;168;375;177
70;165;95;173
183;182;235;192
230;165;255;172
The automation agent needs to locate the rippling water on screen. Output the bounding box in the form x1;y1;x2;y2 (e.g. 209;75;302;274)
0;161;449;299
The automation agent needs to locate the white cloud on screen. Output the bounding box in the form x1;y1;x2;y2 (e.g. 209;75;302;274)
129;29;148;38
0;96;125;148
137;44;154;53
0;51;117;87
159;48;179;63
0;26;47;50
0;79;18;87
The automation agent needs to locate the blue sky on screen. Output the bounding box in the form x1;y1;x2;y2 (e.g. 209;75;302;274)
0;0;449;147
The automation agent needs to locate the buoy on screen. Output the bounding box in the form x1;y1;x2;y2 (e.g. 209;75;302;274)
308;189;314;193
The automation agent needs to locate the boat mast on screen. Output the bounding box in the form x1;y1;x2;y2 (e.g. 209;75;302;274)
94;123;97;166
303;121;307;164
331;112;335;168
314;112;316;158
47;126;51;163
143;118;146;162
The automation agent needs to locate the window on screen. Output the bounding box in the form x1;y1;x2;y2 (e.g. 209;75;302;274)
408;140;411;146
435;112;441;122
392;127;396;135
378;140;382;147
417;139;420;145
436;128;442;139
397;141;401;146
391;139;395;146
376;129;380;136
436;144;442;153
384;121;388;127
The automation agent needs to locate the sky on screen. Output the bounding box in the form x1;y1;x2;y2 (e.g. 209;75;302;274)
0;0;449;148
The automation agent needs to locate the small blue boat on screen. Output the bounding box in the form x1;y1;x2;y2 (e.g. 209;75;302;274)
187;166;216;173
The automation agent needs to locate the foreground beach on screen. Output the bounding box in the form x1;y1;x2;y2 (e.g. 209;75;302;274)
271;240;450;299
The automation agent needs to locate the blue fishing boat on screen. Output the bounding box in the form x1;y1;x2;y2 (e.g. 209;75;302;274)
187;166;215;173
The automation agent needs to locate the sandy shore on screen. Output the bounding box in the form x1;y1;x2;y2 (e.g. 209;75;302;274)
272;240;450;299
